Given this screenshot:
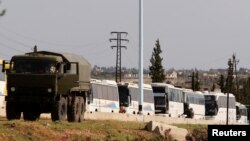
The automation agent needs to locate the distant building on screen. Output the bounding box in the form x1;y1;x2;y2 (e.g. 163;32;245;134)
124;73;150;79
202;72;218;78
124;73;138;78
166;71;177;79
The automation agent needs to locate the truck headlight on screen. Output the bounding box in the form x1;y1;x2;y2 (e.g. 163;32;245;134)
47;88;52;93
10;87;16;92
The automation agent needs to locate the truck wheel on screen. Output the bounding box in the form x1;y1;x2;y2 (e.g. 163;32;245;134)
79;97;85;122
51;96;67;121
23;112;40;121
6;102;21;120
67;96;81;122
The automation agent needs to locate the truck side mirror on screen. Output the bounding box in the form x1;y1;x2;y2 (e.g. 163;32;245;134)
1;60;10;72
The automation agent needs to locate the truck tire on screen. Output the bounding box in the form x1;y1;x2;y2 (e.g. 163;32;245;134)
67;96;81;122
51;96;67;121
79;97;85;122
6;101;21;120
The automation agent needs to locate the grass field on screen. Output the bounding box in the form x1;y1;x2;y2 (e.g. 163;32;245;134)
0;119;162;141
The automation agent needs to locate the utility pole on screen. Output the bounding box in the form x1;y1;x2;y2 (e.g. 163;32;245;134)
138;0;144;115
226;58;234;125
109;32;129;82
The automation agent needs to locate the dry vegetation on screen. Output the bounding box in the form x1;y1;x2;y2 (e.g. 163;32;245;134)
0;119;161;141
0;117;209;141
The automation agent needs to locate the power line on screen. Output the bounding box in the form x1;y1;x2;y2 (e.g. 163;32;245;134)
195;54;232;69
0;41;25;53
0;51;9;59
0;26;108;49
109;32;129;82
0;33;32;49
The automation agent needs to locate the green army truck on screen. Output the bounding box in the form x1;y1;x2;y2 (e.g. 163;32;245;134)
2;51;91;122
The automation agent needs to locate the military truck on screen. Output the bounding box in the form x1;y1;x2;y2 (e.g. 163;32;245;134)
2;51;91;122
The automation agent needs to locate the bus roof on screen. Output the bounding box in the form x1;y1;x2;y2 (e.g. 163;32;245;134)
151;83;175;88
203;92;235;98
91;79;117;86
236;102;247;109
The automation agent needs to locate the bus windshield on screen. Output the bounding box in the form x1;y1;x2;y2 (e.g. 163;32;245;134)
205;95;218;116
118;86;130;107
11;60;57;74
154;96;166;105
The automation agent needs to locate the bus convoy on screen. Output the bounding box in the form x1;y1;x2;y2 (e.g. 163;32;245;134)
0;56;249;124
0;72;249;124
87;80;248;124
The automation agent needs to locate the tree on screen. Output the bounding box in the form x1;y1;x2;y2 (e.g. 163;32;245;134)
149;39;165;83
195;71;200;91
217;75;225;93
241;77;250;105
191;72;195;90
0;0;6;16
191;71;200;91
211;83;216;92
225;58;236;94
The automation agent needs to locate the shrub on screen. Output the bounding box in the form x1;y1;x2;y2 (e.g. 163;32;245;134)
186;127;207;141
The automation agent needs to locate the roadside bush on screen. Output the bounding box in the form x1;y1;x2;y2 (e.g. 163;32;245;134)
185;127;207;141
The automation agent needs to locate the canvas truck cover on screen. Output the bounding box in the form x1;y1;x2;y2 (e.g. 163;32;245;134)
25;51;91;90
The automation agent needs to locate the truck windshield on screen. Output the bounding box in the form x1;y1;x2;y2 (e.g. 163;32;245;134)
11;60;57;74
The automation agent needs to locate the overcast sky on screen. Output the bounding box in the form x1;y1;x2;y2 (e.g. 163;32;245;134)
0;0;250;70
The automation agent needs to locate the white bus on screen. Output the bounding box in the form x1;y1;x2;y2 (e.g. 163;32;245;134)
183;89;205;119
118;82;154;115
236;102;248;124
204;92;236;123
0;60;6;117
87;79;120;113
151;83;184;118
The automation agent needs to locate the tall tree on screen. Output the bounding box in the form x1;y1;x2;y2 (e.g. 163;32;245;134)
225;58;236;94
211;83;216;92
149;39;165;82
217;75;225;93
191;72;195;90
0;0;6;16
191;71;200;91
195;71;200;91
241;77;250;105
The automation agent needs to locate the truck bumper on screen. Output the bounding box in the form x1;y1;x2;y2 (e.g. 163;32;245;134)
5;95;54;103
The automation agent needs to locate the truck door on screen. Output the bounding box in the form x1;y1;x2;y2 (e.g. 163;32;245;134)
57;62;78;94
